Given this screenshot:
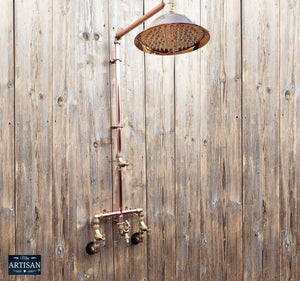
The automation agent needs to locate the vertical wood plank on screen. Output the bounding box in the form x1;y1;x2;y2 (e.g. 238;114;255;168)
279;0;296;278
260;1;280;277
296;2;300;278
145;2;175;281
109;1;147;280
52;0;114;279
173;0;243;280
199;0;243;279
242;0;263;278
243;0;280;280
15;0;53;279
52;1;73;278
279;1;300;280
174;1;202;279
0;0;15;280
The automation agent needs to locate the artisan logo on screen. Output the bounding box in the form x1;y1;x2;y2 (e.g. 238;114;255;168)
8;255;41;275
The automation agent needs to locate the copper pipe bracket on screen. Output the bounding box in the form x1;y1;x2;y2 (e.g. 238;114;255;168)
110;58;122;64
111;125;123;129
114;37;121;44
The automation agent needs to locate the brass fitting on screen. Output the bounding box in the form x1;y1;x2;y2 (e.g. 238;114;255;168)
93;217;105;242
116;154;129;169
118;220;131;243
86;217;105;255
138;212;150;233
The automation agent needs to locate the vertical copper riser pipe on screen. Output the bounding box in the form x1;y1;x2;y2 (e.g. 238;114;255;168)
115;42;124;224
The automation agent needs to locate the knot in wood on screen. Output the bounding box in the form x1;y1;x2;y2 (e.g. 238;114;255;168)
83;32;89;40
285;90;291;100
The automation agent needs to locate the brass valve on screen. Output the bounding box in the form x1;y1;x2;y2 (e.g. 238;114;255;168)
118;220;131;243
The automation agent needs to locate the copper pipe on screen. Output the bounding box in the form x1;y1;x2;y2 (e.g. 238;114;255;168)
114;41;124;223
116;2;165;40
118;170;123;215
115;42;121;154
95;208;143;219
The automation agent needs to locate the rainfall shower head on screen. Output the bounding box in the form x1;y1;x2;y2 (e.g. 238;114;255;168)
134;12;210;55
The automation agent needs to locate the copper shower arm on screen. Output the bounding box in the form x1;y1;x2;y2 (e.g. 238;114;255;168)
115;1;165;40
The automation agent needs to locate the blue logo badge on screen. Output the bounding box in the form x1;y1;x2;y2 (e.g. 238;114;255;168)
8;255;41;275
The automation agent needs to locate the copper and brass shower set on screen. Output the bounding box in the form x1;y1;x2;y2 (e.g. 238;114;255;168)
86;1;210;255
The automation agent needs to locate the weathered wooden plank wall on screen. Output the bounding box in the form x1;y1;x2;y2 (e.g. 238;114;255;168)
0;0;300;280
14;0;54;280
0;1;15;280
242;0;280;279
279;0;300;280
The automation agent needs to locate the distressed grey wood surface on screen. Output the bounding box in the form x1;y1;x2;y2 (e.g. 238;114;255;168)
145;2;175;281
0;1;15;280
202;0;243;279
279;0;300;280
174;1;203;279
14;0;54;280
0;0;300;280
52;0;113;280
242;0;281;280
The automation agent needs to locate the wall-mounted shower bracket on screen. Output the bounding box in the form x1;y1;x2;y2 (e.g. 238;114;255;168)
110;58;122;64
111;125;123;129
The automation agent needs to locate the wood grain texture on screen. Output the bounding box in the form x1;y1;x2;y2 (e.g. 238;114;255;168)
145;2;175;281
0;1;15;280
52;0;113;280
14;0;53;280
295;2;300;279
52;1;73;278
242;0;280;280
242;0;263;278
174;1;203;280
279;1;300;280
200;0;242;280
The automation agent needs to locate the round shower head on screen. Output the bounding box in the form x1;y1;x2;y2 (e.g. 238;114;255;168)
134;13;210;55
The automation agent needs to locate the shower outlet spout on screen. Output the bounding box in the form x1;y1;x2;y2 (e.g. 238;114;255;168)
138;212;149;232
93;217;105;241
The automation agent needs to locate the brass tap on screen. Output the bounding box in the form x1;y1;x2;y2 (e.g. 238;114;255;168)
118;220;131;243
138;212;150;233
93;217;105;241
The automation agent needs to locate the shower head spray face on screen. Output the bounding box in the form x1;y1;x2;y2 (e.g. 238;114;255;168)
134;13;210;55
